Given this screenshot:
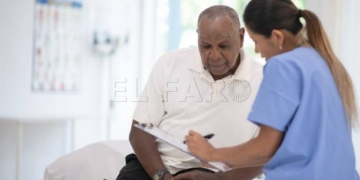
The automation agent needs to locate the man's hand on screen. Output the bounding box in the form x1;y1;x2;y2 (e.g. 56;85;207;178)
163;173;174;180
174;170;219;180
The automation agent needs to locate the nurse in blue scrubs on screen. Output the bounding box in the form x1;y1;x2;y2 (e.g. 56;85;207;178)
182;0;359;179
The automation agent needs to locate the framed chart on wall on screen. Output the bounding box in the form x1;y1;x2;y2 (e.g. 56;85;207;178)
32;0;83;92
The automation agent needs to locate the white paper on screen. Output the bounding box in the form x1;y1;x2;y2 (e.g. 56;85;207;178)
134;124;231;172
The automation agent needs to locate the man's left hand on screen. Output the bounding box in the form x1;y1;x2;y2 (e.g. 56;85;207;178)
174;170;219;180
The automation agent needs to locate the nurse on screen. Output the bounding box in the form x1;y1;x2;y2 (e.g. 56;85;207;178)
183;0;359;179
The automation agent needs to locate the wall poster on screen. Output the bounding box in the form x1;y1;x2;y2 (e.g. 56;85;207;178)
32;0;83;92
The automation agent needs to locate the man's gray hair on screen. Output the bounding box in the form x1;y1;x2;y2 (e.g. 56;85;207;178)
198;5;241;28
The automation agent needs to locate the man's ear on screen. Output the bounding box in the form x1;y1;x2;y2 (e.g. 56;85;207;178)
239;27;245;47
196;29;199;34
271;29;284;48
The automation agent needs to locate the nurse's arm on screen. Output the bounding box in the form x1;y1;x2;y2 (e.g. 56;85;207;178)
211;124;284;168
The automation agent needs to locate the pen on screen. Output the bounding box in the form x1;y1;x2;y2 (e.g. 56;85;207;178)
183;133;215;144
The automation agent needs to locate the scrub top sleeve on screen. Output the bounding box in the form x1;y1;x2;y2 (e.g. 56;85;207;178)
248;59;302;132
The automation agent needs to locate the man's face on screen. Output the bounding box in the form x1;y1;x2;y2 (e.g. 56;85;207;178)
197;16;244;76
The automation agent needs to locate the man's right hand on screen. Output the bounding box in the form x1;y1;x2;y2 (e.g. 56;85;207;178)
163;173;174;180
174;170;219;180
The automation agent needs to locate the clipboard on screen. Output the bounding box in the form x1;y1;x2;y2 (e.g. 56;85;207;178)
134;124;231;172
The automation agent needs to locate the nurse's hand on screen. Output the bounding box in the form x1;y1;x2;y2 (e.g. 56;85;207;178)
185;130;216;161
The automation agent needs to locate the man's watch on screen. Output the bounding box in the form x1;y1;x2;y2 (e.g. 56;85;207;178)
153;169;170;180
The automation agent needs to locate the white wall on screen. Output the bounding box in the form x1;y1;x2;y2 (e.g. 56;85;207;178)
340;0;360;172
20;121;68;179
0;121;18;180
0;0;103;121
0;0;105;179
0;120;71;180
306;0;342;55
106;0;144;141
0;0;144;179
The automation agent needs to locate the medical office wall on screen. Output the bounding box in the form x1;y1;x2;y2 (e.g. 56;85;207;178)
0;0;103;121
0;0;104;179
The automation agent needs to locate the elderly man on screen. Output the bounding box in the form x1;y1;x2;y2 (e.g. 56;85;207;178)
116;5;264;180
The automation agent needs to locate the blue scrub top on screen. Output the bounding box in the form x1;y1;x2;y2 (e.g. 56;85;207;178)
248;47;359;180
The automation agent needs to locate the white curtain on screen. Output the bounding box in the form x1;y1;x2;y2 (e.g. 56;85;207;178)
306;0;360;172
